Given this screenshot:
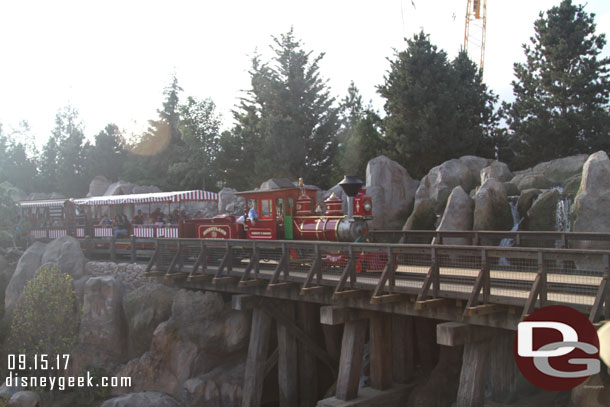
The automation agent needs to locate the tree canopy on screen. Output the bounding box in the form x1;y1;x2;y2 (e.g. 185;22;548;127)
505;0;610;169
378;31;498;179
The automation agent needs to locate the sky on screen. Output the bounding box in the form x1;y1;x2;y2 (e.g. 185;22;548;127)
1;0;609;149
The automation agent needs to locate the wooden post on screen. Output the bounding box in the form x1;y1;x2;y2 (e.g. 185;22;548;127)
130;235;136;262
110;236;116;262
392;315;415;383
242;307;273;407
489;330;519;403
335;318;368;401
456;339;491;407
369;313;392;390
277;302;298;407
298;302;319;407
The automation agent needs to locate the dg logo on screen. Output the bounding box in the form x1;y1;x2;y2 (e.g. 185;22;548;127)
514;305;604;391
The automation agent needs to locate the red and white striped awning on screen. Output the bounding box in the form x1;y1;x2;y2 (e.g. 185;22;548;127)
18;199;70;208
73;190;218;206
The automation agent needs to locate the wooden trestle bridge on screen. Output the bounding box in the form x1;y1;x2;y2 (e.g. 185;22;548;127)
80;230;610;407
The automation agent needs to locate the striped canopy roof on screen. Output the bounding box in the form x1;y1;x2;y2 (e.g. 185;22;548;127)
18;199;71;208
72;190;218;206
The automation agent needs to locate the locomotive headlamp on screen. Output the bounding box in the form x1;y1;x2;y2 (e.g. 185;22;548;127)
363;200;372;212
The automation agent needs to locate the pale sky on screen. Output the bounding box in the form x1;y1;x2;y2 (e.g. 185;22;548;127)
1;0;609;149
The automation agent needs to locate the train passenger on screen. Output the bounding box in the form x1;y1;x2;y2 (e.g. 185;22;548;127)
98;215;111;226
247;201;258;226
133;210;145;225
114;214;130;238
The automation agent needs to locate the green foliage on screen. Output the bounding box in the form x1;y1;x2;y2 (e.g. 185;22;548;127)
7;264;79;374
378;32;498;178
0;123;38;192
219;28;341;189
86;124;127;182
333;82;385;180
505;0;610;169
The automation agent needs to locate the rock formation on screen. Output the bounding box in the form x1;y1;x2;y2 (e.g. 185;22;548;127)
473;179;513;232
436;186;473;245
365;155;419;230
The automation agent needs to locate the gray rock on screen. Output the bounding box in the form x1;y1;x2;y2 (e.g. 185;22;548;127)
182;362;245;407
515;174;553;191
123;283;177;359
40;236;85;278
525;189;560;232
71;276;127;374
517;189;542;220
7;391;40;407
510;155;588;189
4;242;46;313
365;155;419;229
480;161;513;184
473;179;513;232
218;187;237;214
436;186;473;245
571;151;610;252
415;159;472;212
88;175;112;197
503;182;520;197
101;392;181;407
259;178;294;190
115;291;251;397
0;383;24;401
458;155;493;188
403;198;437;232
0;182;27;202
104;180;136;196
132;185;162;195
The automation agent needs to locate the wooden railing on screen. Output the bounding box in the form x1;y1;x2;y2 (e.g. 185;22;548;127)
82;237;610;324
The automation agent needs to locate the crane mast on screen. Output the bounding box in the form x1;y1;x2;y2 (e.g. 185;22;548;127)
464;0;487;72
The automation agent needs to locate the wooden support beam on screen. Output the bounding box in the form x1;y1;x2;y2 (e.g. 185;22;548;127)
320;306;361;326
277;302;298;407
232;294;260;311
416;250;439;302
130;235;136;262
267;281;298;291
297;302;319;407
590;254;610;323
264;347;279;378
300;285;330;296
456;339;491;407
301;245;322;291
214;246;232;279
187;274;212;282
145;241;159;273
464;250;490;316
269;244;288;286
436;322;497;347
522;252;546;319
188;242;207;277
369;313;392;390
163;272;188;281
370;293;403;305
212;276;236;285
371;248;395;300
333;289;367;301
489;330;519;403
464;303;505;317
415;298;446;310
392;315;415;383
238;278;267;288
335;319;368;401
333;248;356;300
242;307;272;407
241;242;259;282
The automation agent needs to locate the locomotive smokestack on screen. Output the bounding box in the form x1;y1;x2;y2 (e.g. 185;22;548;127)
339;175;363;220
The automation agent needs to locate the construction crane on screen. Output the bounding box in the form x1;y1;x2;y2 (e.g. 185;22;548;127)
464;0;487;72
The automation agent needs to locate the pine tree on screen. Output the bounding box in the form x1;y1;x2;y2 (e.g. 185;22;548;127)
505;0;610;169
220;29;341;189
378;32;497;178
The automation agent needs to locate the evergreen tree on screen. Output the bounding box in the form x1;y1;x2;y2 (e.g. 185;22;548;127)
0;123;38;192
333;82;385;180
220;29;341;189
167;96;222;190
505;0;610;169
87;124;127;182
378;32;497;178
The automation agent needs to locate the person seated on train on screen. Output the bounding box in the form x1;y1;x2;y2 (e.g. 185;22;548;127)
113;215;130;238
151;207;162;222
247;202;258;226
98;215;111;226
133;210;145;225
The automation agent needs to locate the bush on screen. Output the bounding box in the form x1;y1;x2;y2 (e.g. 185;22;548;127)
7;263;79;374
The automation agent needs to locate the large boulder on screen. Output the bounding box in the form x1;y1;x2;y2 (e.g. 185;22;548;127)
510;154;588;190
473;179;513;232
101;392;181;407
104;180;136;196
182;362;245;407
524;189;560;232
571;151;610;251
88;175;112;197
517;189;542;220
123;283;177;359
402;198;437;233
115;290;251;398
481;161;513;184
4;242;46;313
7;391;40;407
436;186;473;246
71;276;128;374
365;155;419;230
415;159;471;212
40;236;85;278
